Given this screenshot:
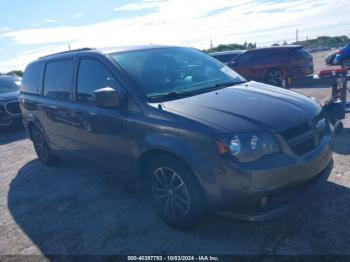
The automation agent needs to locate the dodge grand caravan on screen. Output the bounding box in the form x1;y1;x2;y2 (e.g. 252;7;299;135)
20;46;334;227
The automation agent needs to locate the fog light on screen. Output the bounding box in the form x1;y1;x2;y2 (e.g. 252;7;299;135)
260;196;268;208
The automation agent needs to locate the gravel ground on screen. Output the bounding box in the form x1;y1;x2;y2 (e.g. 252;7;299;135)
0;86;350;256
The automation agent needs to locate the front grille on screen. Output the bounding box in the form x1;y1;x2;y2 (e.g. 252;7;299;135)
5;101;21;115
281;122;311;140
281;116;327;156
291;138;317;155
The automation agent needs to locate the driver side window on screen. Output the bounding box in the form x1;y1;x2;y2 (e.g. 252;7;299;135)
77;59;119;106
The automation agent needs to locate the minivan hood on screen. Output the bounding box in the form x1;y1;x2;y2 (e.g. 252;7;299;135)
0;91;19;102
161;81;321;133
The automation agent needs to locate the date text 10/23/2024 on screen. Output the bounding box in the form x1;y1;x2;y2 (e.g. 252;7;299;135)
127;256;220;261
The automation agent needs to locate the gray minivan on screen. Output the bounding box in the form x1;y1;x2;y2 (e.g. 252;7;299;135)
20;46;334;227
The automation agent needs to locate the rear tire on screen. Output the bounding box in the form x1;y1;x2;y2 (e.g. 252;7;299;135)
265;68;283;87
341;59;350;70
31;126;58;166
144;155;206;228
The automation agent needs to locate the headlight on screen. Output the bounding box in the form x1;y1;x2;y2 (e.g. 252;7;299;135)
215;133;279;163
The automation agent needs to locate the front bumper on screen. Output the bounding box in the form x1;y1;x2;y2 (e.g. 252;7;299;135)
0;114;22;126
216;160;333;221
197;127;334;221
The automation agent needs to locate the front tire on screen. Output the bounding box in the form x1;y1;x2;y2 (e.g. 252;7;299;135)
31;126;58;166
144;155;206;228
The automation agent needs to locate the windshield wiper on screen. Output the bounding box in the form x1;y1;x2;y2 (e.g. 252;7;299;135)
148;81;246;100
148;91;195;100
213;81;246;88
191;81;246;95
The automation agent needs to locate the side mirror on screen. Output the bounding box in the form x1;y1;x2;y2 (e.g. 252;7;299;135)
93;87;120;108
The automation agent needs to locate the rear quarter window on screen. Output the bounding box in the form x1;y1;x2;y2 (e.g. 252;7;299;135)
293;48;312;58
21;62;44;94
43;60;74;101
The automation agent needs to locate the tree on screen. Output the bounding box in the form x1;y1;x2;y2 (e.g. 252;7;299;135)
7;70;23;77
205;42;256;53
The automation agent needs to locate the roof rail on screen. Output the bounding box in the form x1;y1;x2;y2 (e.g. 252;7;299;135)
39;48;95;59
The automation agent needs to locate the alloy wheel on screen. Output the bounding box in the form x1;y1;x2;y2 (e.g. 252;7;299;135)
266;69;283;86
151;167;190;219
33;129;48;162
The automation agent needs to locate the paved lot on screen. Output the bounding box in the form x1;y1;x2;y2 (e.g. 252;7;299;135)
0;87;350;256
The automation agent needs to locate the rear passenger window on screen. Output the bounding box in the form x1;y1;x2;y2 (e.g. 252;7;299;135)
214;55;232;63
21;62;44;94
77;59;119;105
44;60;74;101
236;53;253;63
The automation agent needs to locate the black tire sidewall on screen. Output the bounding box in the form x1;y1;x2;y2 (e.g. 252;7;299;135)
266;68;283;87
341;59;350;70
144;155;205;228
31;126;57;166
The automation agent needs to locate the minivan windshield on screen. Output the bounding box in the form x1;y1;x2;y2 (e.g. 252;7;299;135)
110;47;246;101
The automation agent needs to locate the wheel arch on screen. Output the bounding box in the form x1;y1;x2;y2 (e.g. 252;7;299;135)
138;148;194;179
136;133;210;179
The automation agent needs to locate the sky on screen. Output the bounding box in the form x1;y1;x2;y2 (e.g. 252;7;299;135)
0;0;349;72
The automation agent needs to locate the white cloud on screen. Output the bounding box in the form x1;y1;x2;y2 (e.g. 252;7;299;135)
0;27;11;32
44;19;56;23
1;0;349;71
0;45;69;72
114;0;165;11
72;11;88;19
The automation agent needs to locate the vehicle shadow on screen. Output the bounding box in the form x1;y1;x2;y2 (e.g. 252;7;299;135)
334;127;350;155
8;160;350;255
0;124;27;145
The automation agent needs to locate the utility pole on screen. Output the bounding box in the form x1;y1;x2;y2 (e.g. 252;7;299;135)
296;28;299;42
210;39;213;49
68;44;71;51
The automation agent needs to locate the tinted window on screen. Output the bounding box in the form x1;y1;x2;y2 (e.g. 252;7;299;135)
44;60;74;101
77;59;119;105
21;62;44;94
293;48;312;59
236;52;254;63
213;54;237;63
0;79;18;93
250;51;271;62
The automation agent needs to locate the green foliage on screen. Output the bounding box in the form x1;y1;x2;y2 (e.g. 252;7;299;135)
205;42;256;53
7;70;23;77
293;36;349;50
0;70;24;77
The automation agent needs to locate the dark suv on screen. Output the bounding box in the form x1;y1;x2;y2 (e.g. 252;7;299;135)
0;75;22;127
214;46;314;87
21;46;333;227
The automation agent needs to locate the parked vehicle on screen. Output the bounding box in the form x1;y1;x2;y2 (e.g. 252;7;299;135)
209;50;245;65
226;46;314;87
325;43;350;69
21;46;333;228
0;75;22;127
